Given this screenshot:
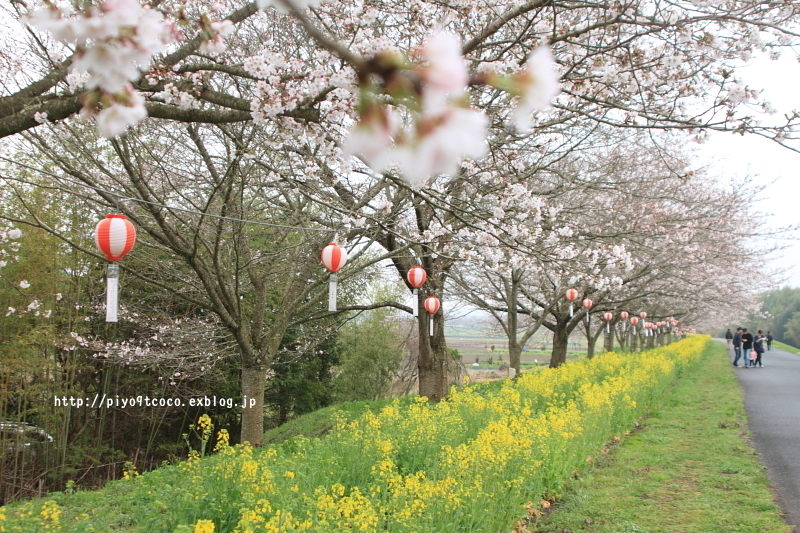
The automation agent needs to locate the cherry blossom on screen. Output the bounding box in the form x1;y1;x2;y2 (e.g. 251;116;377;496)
393;107;488;188
27;0;175;137
256;0;322;13
343;31;489;187
94;90;147;138
510;46;560;131
199;19;234;55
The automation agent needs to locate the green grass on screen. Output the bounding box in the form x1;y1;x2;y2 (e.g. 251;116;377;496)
526;341;790;533
773;340;800;354
263;398;406;444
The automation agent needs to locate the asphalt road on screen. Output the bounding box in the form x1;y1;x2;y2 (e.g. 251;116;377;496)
730;341;800;531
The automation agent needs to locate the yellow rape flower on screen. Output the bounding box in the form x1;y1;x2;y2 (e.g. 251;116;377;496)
194;519;215;533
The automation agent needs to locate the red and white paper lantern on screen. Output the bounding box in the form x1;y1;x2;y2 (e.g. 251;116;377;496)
321;242;348;311
630;315;639;334
620;311;629;320
424;296;441;337
566;288;578;317
95;214;136;261
407;266;427;317
603;311;613;333
639;312;648;336
95;214;136;322
582;298;593;324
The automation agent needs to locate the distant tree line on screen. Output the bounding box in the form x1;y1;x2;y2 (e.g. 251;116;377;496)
753;288;800;347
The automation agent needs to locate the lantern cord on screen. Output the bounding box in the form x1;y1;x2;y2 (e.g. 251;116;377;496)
0;156;334;233
0;157;468;261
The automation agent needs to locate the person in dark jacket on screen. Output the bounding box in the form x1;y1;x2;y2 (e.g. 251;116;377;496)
725;329;733;347
732;327;743;366
754;330;766;367
767;331;774;351
741;328;754;368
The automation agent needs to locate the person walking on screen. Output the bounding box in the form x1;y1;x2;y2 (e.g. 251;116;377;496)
754;330;767;367
741;328;754;368
767;331;774;351
725;328;733;348
732;327;743;367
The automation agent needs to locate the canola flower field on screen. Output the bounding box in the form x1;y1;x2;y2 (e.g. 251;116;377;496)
0;335;710;533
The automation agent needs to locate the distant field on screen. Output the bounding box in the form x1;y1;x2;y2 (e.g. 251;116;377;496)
445;324;590;367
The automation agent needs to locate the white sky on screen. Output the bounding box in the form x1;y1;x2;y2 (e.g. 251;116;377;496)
696;52;800;288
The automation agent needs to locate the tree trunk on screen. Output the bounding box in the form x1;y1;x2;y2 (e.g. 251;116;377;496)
550;325;570;368
240;366;266;447
418;308;448;401
604;328;614;352
509;342;522;377
630;330;638;352
586;332;596;358
647;332;655;349
616;325;627;351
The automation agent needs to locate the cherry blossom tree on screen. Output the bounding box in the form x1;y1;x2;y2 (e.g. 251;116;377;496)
1;0;796;403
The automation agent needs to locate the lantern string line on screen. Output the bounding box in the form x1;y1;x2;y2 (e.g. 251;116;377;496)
0;157;534;263
0;156;334;232
0;157;471;261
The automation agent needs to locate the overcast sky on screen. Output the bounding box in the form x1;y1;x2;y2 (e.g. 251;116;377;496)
696;52;800;288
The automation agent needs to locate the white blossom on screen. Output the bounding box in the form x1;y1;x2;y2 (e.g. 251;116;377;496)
7;229;22;239
257;0;322;12
95;91;147;138
417;31;468;115
511;46;560;131
19;280;30;289
341;106;400;172
394;107;489;188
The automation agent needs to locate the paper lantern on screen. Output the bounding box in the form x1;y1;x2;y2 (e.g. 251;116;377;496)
95;214;136;323
639;311;647;319
620;311;629;320
424;296;440;315
603;311;613;333
566;288;578;301
424;296;441;337
321;242;347;311
566;288;578;317
321;242;347;273
582;298;593;324
407;266;427;318
95;214;136;261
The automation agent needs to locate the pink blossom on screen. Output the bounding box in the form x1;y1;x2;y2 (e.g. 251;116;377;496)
200;20;234;55
257;0;321;12
72;43;143;93
511;46;560;131
395;107;489;188
95;91;147;138
341;106;400;172
417;31;468;101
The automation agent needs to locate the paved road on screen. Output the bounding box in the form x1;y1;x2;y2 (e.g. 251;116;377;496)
729;341;800;531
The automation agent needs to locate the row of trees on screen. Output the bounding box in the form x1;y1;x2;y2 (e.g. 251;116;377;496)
0;0;796;499
749;288;800;347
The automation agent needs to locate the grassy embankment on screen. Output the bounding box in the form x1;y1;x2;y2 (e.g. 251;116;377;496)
526;340;790;533
1;337;707;532
1;338;788;532
773;340;800;354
